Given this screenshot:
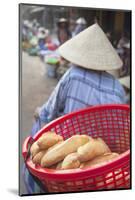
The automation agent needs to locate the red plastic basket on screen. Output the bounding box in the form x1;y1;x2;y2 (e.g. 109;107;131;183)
22;104;130;193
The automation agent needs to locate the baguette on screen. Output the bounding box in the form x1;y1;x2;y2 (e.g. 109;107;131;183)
61;152;80;170
80;152;119;168
47;141;64;152
32;150;47;164
41;135;90;167
37;131;63;149
40;141;64;168
77;137;111;162
30;141;40;158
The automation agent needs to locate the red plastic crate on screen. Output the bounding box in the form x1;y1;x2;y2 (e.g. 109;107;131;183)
22;104;130;193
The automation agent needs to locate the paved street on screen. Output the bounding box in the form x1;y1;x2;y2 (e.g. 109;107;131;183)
21;52;58;140
20;52;58;194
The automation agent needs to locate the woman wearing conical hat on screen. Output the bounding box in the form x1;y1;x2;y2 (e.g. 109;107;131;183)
35;23;126;125
74;17;87;35
23;24;127;193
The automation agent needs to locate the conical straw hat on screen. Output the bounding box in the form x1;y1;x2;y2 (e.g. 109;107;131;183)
119;76;130;89
59;23;123;71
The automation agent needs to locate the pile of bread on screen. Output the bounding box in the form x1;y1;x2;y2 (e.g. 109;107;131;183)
30;131;120;170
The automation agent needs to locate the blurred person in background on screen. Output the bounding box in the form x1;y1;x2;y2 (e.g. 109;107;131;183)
69;18;76;37
57;18;71;45
122;42;130;76
26;21;34;41
22;20;33;41
117;32;129;60
32;19;40;35
74;17;87;35
37;28;58;61
37;27;49;50
117;32;130;77
22;20;29;41
23;23;127;194
117;32;129;50
22;20;34;51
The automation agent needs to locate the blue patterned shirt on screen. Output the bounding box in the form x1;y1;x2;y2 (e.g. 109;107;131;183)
39;65;125;123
